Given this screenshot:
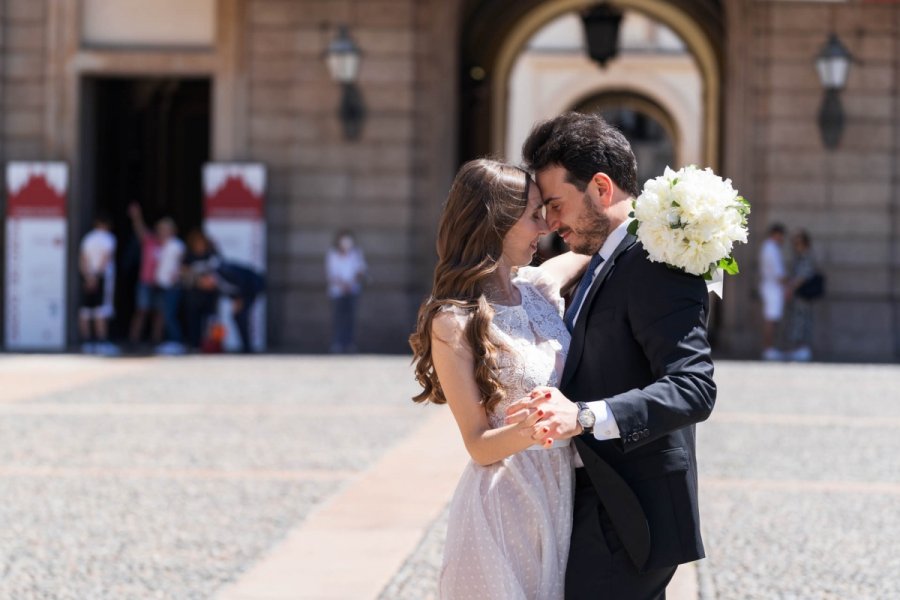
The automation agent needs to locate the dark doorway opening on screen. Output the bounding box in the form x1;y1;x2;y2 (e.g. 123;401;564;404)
80;77;211;342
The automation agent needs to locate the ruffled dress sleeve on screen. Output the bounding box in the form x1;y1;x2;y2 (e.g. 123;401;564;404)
437;304;472;328
514;266;565;318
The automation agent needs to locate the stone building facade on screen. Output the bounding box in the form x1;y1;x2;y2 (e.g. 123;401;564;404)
0;0;898;361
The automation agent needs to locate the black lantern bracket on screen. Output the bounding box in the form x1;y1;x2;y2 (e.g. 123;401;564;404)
815;33;854;150
323;24;366;141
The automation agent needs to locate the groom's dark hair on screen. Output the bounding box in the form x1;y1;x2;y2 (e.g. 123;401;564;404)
522;111;640;198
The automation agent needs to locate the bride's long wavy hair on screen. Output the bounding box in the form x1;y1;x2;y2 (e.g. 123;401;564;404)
410;158;532;410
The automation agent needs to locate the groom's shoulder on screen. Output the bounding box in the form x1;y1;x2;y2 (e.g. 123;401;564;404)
625;243;708;293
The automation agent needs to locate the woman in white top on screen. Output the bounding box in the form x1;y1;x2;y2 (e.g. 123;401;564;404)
325;230;368;353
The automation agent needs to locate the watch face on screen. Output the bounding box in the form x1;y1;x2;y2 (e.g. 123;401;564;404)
578;408;596;428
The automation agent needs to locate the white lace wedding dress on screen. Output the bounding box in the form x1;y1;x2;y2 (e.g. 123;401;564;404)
439;267;574;600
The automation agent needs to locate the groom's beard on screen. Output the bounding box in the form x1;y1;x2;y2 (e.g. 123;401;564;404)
567;191;612;255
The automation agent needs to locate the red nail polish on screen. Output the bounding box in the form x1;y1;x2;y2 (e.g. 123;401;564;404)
544;392;551;399
537;410;544;417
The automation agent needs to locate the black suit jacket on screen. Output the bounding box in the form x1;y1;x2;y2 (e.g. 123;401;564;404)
562;233;716;572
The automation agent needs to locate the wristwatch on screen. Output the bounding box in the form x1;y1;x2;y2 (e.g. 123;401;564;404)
576;402;596;435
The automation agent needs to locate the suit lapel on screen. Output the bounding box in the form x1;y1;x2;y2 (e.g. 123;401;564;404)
560;234;638;389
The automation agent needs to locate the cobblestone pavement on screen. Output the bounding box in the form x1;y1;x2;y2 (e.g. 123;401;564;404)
2;357;898;599
0;355;426;599
382;361;900;600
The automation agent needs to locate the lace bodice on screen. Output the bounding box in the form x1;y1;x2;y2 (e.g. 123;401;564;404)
443;267;571;428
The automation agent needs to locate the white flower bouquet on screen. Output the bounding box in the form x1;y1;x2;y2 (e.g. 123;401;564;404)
628;165;750;281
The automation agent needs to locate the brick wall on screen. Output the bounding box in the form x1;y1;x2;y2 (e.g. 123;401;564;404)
739;1;900;360
244;0;421;352
0;0;47;161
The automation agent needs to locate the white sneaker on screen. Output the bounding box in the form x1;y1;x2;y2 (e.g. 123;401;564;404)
761;347;783;361
154;341;186;356
95;341;121;357
789;346;812;362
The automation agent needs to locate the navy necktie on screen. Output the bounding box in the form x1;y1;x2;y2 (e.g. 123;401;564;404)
564;253;604;332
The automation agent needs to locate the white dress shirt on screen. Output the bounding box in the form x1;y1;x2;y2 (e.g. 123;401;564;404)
569;218;634;445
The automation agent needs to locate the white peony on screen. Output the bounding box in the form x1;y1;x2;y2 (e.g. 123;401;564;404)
629;165;750;280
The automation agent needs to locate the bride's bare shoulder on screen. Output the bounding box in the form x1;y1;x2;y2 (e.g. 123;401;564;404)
431;307;470;348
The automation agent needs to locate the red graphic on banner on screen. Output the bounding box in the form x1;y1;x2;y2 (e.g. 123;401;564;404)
7;174;66;218
204;175;263;219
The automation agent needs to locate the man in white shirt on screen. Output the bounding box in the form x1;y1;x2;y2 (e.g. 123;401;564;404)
759;223;786;360
153;217;187;355
79;214;117;355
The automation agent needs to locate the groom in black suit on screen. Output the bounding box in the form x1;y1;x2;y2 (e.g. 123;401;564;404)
507;112;716;599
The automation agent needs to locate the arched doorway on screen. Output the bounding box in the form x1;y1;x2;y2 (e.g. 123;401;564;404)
503;9;701;172
459;0;723;167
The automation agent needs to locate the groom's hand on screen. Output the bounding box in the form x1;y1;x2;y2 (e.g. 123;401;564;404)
505;387;582;444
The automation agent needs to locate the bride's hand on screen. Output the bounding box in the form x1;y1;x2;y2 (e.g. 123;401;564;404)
507;386;581;445
506;394;555;445
506;390;560;448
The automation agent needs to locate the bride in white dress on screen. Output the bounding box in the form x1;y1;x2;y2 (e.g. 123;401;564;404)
410;159;588;599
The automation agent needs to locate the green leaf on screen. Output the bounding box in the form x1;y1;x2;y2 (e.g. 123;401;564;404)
627;219;639;235
628;210;635;218
717;256;740;275
671;201;680;208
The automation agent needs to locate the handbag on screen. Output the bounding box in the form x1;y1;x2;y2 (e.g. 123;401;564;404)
795;272;825;300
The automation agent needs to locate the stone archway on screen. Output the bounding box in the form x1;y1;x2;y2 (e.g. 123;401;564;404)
459;0;724;167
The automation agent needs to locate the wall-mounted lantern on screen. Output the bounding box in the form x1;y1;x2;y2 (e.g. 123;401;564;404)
815;33;852;149
325;25;365;140
581;4;624;67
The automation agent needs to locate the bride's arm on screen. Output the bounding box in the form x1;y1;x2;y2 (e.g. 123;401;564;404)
431;312;549;466
538;251;591;292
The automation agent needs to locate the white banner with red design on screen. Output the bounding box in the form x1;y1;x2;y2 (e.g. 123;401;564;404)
4;162;68;350
202;163;266;351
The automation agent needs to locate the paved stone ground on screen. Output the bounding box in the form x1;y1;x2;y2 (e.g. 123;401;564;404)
0;355;426;599
382;361;900;600
1;357;898;599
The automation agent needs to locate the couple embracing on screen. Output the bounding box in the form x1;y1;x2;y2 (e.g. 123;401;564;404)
410;112;716;600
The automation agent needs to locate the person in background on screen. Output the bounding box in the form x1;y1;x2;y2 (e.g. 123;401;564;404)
154;217;186;355
78;213;118;355
196;255;265;354
325;230;368;353
759;223;787;360
784;230;818;362
127;202;163;349
182;230;220;351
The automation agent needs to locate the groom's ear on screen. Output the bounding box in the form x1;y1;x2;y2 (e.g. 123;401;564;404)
591;173;615;209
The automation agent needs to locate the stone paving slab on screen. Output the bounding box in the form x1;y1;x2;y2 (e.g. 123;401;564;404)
698;488;900;599
381;361;900;599
0;357;898;599
0;475;339;599
216;409;467;600
0;355;429;599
